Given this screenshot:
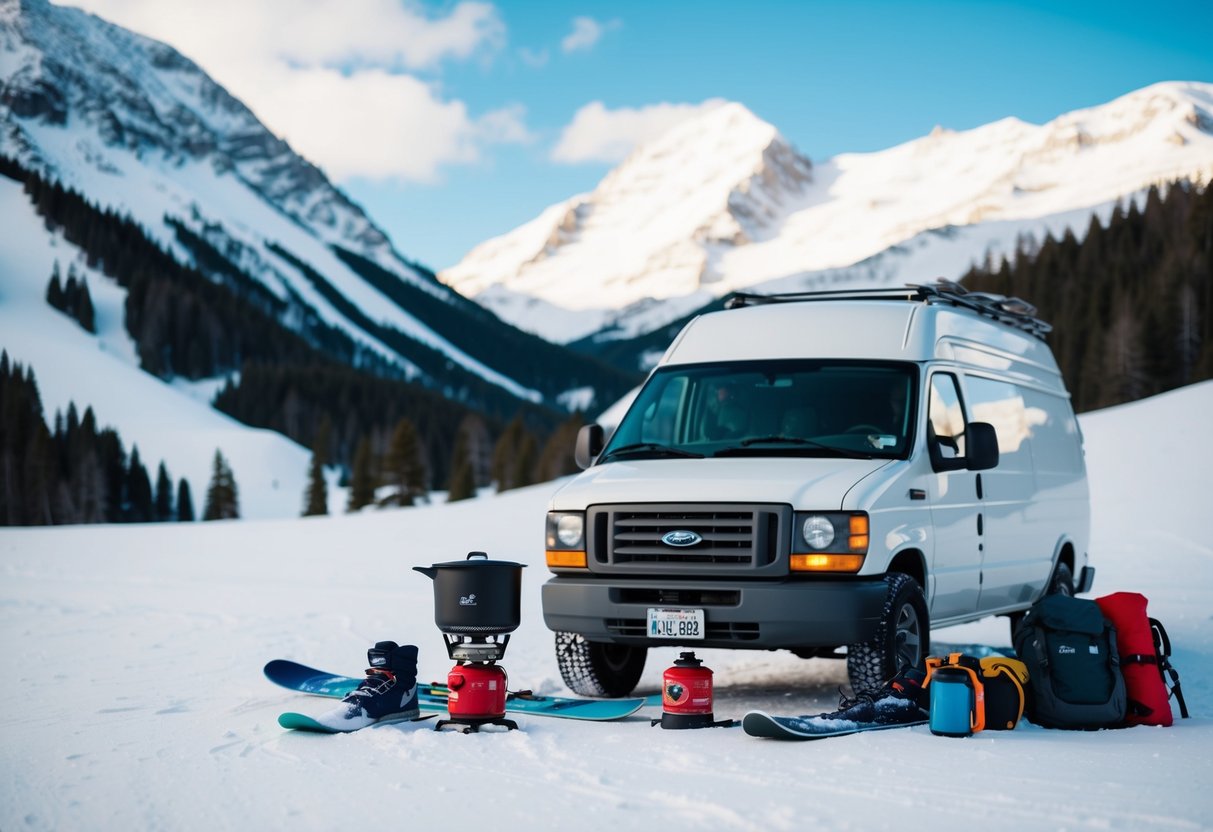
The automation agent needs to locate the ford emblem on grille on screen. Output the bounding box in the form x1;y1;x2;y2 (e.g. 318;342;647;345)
661;530;702;547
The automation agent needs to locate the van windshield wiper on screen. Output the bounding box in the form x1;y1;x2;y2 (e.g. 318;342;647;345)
714;436;870;459
599;443;706;462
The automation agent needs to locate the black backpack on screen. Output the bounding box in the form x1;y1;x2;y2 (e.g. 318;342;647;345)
1013;594;1127;729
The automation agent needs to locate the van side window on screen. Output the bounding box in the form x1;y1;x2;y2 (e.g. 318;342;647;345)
928;374;967;458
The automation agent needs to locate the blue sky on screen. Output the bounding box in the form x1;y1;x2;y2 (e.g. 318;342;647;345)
69;0;1213;269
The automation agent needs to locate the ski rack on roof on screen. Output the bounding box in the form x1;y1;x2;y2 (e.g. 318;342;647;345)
723;280;1053;340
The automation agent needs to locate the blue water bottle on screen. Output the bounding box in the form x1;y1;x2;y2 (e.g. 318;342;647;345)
930;666;975;737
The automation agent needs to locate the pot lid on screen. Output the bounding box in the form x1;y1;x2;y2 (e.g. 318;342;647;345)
424;551;527;570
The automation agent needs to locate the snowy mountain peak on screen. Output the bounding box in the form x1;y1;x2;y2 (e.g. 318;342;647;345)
1;0;399;262
441;100;814;307
442;81;1213;344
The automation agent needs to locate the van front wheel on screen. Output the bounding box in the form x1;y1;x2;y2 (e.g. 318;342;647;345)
846;573;929;692
554;631;647;697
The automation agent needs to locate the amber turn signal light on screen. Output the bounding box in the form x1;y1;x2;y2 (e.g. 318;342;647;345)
546;550;587;568
790;553;866;572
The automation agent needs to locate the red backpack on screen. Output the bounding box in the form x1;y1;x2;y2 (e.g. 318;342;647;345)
1095;592;1189;726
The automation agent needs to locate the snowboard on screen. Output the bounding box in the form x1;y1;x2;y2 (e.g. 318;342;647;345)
264;659;650;722
277;711;438;734
742;709;928;741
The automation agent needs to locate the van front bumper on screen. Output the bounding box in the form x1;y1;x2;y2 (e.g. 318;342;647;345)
540;576;889;649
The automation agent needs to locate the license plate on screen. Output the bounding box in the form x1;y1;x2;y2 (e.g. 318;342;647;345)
647;608;705;640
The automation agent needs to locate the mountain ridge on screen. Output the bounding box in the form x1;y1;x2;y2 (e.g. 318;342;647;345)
1;0;636;410
441;81;1213;348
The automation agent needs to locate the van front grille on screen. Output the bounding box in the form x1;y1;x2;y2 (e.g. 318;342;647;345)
587;504;789;574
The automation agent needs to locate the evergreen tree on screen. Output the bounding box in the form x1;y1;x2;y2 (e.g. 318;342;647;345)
382;418;427;506
46;262;65;310
154;462;174;522
177;478;195;522
537;412;585;482
74;277;96;333
303;418;331;517
455;414;493;488
511;432;538;491
346;435;375;512
202;449;239;520
126;446;153;522
491;415;525;492
446;433;476;503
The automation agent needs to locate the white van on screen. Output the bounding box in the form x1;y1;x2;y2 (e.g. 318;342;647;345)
541;285;1092;696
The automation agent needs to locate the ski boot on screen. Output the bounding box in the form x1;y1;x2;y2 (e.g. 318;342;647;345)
828;666;929;727
309;641;420;732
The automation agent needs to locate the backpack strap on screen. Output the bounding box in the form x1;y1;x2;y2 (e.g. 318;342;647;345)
1149;618;1190;719
1122;653;1158;666
1149;617;1172;657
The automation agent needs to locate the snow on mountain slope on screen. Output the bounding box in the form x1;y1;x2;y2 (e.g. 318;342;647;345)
0;381;1209;830
442;101;814;307
0;176;313;519
0;0;540;400
443;82;1213;344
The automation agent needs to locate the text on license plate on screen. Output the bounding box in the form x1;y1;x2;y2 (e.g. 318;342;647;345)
647;608;705;639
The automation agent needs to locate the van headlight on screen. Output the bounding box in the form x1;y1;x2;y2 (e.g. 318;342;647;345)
801;516;835;549
546;512;587;570
791;512;869;572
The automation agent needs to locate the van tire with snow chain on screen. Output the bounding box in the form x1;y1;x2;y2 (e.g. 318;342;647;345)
846;573;929;692
555;631;647;697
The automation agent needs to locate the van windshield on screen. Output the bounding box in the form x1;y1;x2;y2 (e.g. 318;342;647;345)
600;360;918;462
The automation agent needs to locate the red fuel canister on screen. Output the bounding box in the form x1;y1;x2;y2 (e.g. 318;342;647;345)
446;663;508;720
659;652;715;729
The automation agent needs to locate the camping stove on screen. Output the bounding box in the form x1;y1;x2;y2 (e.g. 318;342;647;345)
414;553;526;733
437;634;518;732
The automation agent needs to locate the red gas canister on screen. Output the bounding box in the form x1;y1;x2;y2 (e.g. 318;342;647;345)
658;652;715;729
446;664;509;720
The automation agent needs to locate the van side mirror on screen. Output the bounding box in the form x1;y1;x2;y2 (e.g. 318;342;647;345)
928;421;999;472
964;422;999;471
575;424;604;469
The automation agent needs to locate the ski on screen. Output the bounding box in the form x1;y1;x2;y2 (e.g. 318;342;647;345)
264;659;650;722
742;710;928;741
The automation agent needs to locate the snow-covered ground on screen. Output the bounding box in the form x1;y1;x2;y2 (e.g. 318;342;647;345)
1;382;1211;830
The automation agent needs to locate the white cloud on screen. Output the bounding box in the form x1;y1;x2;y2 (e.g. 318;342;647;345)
517;47;550;68
551;100;726;164
256;68;476;183
476;104;534;145
55;0;519;182
560;16;620;54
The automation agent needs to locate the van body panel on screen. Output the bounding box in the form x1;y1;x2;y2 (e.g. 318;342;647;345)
551;457;890;511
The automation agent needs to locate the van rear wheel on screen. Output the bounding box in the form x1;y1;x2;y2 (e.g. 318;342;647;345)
846;573;929;692
554;631;647;697
1010;561;1074;636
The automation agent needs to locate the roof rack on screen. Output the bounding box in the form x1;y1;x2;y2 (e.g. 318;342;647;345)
723;280;1053;340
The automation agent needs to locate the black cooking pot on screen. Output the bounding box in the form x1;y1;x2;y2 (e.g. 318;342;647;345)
413;551;526;635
